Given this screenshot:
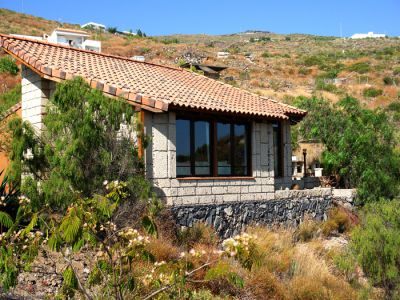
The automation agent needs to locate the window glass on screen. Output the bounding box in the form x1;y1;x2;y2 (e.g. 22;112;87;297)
233;124;247;175
176;117;251;177
176;119;191;176
194;121;211;175
217;123;231;175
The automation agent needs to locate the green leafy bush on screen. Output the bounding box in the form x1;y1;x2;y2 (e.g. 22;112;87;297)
383;76;399;85
347;62;371;74
351;200;400;297
298;67;311;75
8;77;148;209
0;56;19;75
0;84;21;115
294;96;400;203
363;87;383;98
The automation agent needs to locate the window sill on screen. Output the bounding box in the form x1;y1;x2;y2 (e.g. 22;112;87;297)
177;176;255;181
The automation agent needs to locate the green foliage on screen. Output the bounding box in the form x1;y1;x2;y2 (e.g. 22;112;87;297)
351;200;400;296
205;261;244;288
298;67;311;75
9;77;148;209
363;87;383;98
107;27;117;34
0;84;21;115
315;78;340;93
294;96;400;203
347;62;371;74
383;76;399;85
0;56;19;75
160;38;179;44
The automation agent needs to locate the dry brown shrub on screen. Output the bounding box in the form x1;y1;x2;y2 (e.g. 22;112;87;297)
146;237;180;262
247;226;294;273
321;207;352;237
178;222;219;249
295;216;320;242
246;266;289;300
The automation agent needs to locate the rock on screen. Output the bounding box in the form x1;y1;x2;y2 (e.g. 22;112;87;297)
224;206;233;217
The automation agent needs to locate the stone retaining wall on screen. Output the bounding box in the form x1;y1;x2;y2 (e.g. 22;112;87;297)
171;192;332;238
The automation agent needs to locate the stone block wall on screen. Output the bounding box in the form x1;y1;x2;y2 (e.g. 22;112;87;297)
21;66;55;134
144;112;294;206
274;119;293;190
171;189;332;238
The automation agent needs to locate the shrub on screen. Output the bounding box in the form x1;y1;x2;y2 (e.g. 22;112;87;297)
315;78;339;93
285;36;291;41
351;200;400;297
294;96;400;203
298;67;311;75
261;51;271;58
0;56;19;75
246;266;289;299
0;84;21;115
303;55;325;67
393;67;400;76
177;222;218;249
295;217;319;242
107;27;117;34
363;88;383;98
383;76;399;85
347;62;371;74
321;207;352;236
204;260;244;296
160;38;179;44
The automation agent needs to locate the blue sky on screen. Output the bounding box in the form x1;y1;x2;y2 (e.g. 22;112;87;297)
1;0;399;37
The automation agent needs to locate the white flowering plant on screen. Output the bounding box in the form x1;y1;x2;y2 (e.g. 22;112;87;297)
222;233;258;269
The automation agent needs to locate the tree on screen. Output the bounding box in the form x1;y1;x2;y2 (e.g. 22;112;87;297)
294;96;400;203
8;77;148;210
107;27;117;34
351;200;400;298
136;29;143;37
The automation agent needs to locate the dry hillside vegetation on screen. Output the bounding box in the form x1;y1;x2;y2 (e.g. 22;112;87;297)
0;8;399;111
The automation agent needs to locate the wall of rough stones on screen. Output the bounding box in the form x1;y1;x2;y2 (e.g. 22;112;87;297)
144;111;293;206
171;189;333;238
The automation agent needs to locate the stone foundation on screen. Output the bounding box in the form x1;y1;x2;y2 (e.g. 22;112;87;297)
171;192;332;238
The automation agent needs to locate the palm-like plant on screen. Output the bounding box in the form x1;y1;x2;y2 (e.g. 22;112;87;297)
0;170;18;230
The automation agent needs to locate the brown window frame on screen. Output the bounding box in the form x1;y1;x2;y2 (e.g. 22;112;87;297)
176;113;252;178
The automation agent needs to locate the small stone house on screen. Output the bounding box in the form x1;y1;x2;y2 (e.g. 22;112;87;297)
0;34;312;210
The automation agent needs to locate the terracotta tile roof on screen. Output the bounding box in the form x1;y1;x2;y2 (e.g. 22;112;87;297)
53;28;90;36
0;34;306;119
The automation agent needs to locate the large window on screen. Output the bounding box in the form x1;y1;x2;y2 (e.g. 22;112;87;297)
176;116;251;177
273;122;284;177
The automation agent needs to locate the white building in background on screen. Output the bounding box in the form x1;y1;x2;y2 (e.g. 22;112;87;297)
350;32;386;39
81;22;106;31
10;28;102;52
47;28;101;52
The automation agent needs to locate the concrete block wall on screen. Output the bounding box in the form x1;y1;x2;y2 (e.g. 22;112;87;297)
145;111;294;206
274;119;293;190
21;66;55;134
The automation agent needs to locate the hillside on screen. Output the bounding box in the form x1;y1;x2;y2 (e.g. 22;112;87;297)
0;8;399;110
